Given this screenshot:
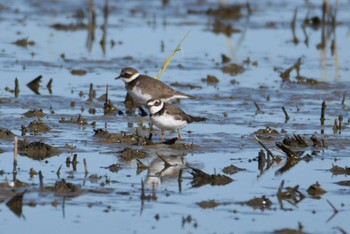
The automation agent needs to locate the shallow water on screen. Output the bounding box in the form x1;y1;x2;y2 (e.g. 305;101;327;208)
1;0;350;233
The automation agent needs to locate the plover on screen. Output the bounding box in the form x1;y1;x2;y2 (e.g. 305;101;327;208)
115;67;194;105
146;99;206;141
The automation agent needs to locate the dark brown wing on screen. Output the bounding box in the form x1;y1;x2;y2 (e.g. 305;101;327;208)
163;103;206;123
132;75;194;99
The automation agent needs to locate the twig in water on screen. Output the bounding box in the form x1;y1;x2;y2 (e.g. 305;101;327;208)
254;101;261;112
56;165;62;178
320;101;326;125
282;106;290;121
39;171;44;190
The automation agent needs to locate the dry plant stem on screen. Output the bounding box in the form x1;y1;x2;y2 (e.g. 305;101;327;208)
155;30;191;79
13;136;18;182
84;158;89;175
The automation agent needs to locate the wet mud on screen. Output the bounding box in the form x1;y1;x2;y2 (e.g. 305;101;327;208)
1;0;350;233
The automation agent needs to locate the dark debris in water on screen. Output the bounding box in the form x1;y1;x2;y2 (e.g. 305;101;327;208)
18;139;60;160
187;166;233;187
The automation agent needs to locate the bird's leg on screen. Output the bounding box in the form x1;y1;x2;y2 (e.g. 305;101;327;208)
161;131;165;141
177;130;182;141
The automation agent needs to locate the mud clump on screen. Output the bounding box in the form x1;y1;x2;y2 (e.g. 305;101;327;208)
119;147;147;161
0;128;16;139
222;63;245;76
59;115;88;125
238;195;272;210
28;120;50;132
23;109;45;118
18;140;60;160
94;129;150;145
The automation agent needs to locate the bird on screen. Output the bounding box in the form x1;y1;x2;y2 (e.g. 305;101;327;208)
115;67;194;105
146;99;206;141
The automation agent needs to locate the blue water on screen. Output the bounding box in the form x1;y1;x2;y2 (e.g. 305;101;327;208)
1;0;350;233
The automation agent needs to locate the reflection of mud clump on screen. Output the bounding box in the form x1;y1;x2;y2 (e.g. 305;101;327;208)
202;75;219;83
188;166;233;187
51;23;86;31
307;182;326;197
0;128;15;139
59;115;88;125
18;140;60;160
197;200;220;209
23;109;45;118
222;164;245;175
222;63;245;76
94;129;149;145
206;4;244;19
28;120;50;132
12;38;35;47
330;165;350;175
119;147;147;161
239;196;272;210
54;179;82;197
71;69;87;76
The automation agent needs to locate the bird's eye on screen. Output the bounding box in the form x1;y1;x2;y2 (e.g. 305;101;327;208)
155;100;160;105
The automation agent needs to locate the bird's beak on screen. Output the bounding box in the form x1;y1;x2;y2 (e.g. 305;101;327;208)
115;76;121;80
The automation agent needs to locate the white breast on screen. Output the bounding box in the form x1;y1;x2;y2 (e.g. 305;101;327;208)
128;86;153;105
151;113;188;131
